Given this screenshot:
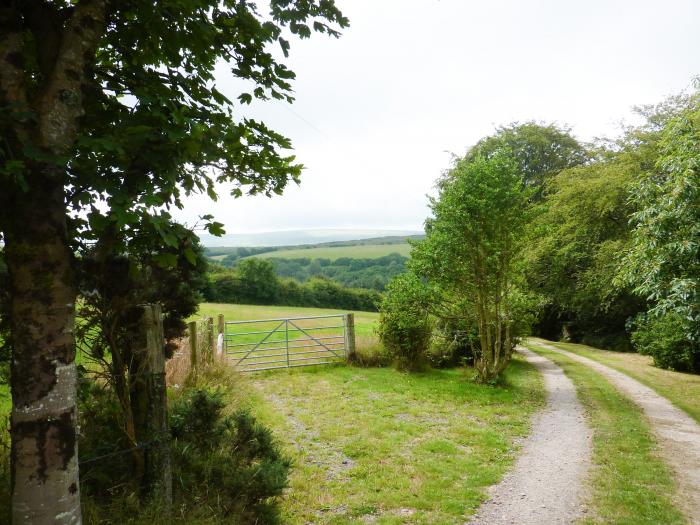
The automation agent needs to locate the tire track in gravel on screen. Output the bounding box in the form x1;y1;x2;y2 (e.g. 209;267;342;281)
528;339;700;525
468;346;592;525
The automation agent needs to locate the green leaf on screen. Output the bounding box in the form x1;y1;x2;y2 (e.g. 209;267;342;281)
206;221;226;237
153;253;178;268
183;247;197;265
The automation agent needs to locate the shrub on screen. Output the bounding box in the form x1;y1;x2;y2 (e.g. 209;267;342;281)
0;413;9;525
77;382;136;499
428;317;476;368
170;389;291;524
378;273;433;371
77;379;290;524
631;313;700;372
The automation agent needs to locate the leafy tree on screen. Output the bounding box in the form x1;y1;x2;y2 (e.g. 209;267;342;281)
412;151;532;381
621;89;700;369
465;122;589;200
456;122;593;345
75;223;208;480
0;2;347;521
525;93;694;350
237;258;279;304
525;156;644;348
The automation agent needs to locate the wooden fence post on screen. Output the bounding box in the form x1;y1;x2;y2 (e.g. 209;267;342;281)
345;313;356;358
131;304;172;508
188;320;198;377
217;314;225;360
206;317;214;363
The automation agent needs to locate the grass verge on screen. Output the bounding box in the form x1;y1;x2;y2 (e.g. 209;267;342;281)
247;356;544;525
529;337;700;424
524;343;686;525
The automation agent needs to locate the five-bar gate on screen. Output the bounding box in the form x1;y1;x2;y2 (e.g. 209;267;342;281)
224;314;354;372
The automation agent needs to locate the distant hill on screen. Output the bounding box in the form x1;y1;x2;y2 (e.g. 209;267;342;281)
204;234;424;260
204;234;425;291
249;242;412;261
197;229;423;247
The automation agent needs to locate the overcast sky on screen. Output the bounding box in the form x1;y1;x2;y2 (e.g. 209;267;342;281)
172;0;700;234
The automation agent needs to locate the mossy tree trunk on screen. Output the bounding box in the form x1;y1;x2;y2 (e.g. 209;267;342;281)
0;2;107;522
5;174;81;524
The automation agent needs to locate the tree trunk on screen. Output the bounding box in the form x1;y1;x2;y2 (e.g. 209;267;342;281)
107;328;145;480
5;174;81;525
1;3;106;522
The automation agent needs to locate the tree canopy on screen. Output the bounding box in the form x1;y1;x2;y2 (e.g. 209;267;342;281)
464;122;589;200
620;90;700;369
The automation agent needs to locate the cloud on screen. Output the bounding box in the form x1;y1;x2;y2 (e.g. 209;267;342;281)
172;0;700;234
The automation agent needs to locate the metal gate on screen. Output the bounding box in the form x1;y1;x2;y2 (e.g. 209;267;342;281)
224;314;352;372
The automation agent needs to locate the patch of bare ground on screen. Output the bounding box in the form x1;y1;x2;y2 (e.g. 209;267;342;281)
259;389;356;482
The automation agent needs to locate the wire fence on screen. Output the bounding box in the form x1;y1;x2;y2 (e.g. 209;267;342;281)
79;433;171;468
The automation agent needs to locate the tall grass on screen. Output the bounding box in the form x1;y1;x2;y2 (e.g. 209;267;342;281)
348;334;390;367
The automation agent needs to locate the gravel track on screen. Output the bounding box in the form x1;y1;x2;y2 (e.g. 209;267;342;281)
468;346;592;525
529;339;700;525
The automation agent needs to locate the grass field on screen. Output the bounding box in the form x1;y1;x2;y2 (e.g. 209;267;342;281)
247;243;412;261
194;303;381;370
246;356;544;524
524;343;685;525
529;338;700;424
195;303;379;337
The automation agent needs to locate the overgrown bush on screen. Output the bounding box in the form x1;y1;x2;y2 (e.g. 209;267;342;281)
0;413;9;525
78;382;136;499
631;313;700;372
77;379;290;524
170;389;290;524
378;273;433;371
428;317;476;368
